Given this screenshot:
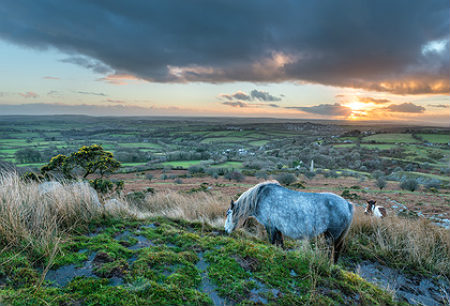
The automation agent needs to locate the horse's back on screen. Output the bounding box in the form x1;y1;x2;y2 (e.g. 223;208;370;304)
254;184;353;239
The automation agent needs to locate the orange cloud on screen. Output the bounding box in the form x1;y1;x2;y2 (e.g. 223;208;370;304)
97;73;142;85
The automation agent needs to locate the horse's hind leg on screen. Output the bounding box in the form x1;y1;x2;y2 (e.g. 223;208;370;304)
324;231;339;263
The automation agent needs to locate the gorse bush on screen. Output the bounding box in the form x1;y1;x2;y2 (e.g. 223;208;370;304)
275;172;297;185
224;171;245;182
41;145;121;180
376;177;387;190
400;178;419;192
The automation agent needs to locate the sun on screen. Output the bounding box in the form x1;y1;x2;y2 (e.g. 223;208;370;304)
343;101;372;120
344;101;369;111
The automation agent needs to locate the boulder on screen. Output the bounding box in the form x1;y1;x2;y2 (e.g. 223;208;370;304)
71;181;101;207
38;181;63;195
104;198;124;210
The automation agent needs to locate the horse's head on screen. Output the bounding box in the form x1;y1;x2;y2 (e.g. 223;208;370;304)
365;200;376;215
224;200;238;234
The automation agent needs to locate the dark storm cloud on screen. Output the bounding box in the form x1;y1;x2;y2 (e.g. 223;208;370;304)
61;57;112;74
286;103;352;116
384;102;425;113
0;0;448;94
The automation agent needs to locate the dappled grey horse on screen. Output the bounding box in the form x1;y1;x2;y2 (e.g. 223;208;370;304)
225;181;354;263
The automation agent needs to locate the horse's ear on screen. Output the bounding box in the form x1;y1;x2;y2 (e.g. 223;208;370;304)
230;200;235;209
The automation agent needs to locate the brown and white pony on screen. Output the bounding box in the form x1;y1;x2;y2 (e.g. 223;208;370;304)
364;200;387;218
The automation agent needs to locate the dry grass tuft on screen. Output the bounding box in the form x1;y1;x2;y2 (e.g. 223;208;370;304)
1;172;448;277
0;173;104;255
347;208;450;276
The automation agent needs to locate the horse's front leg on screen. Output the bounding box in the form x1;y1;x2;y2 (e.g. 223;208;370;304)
266;226;284;248
273;230;284;249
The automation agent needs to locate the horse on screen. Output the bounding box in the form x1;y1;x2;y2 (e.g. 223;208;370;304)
224;181;354;263
364;200;387;218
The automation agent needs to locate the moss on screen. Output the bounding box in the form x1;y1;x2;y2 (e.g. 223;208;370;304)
0;217;404;306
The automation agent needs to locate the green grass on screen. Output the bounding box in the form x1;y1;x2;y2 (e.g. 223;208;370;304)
418;134;450;144
360;144;398;150
249;140;270;146
116;143;163;149
391;171;450;184
211;161;244;168
160;160;207;168
362;133;418;143
200;137;253;144
0;217;400;306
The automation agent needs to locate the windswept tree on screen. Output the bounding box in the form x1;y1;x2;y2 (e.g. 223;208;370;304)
41;145;121;179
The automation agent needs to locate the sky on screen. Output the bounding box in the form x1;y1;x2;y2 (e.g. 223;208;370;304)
0;0;449;125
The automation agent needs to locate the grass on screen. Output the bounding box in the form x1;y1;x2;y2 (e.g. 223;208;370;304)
362;133;418;143
159;160;207;168
360;144;398;150
346;209;450;277
249;140;270;146
418;134;450;144
211;161;244;168
200;137;253;144
1;172;449;305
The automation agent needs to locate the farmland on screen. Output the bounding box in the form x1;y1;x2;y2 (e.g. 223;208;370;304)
1;115;450;305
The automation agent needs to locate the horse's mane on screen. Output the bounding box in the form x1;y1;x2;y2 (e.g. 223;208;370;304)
235;180;280;220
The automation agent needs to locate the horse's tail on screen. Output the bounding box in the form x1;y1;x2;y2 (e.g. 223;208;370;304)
347;200;354;218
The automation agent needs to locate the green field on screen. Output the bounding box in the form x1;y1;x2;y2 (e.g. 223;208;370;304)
419;134;450;144
159;160;207;168
249;139;270;146
362;133;418;143
200;137;253;143
211;161;243;168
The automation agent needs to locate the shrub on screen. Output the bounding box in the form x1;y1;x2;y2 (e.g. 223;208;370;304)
255;171;268;180
304;170;316;180
424;179;441;191
21;171;43;183
146;173;153;181
371;170;385;180
341;189;359;199
224;171;245;182
174;178;183;184
41;145;121;179
188;165;204;174
400;178;419;192
376;177;386;190
324;170;339;178
275;173;297;185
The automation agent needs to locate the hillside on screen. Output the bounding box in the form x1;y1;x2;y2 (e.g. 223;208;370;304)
1;217;401;306
1;174;449;305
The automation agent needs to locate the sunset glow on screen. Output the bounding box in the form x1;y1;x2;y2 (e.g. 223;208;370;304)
0;1;448;125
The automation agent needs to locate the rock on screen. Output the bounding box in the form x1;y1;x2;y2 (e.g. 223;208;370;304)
71;182;101;207
38;181;63;195
104;198;124;210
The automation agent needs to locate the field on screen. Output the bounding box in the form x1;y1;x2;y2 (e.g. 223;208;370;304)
1;116;450;305
361;133;418;143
